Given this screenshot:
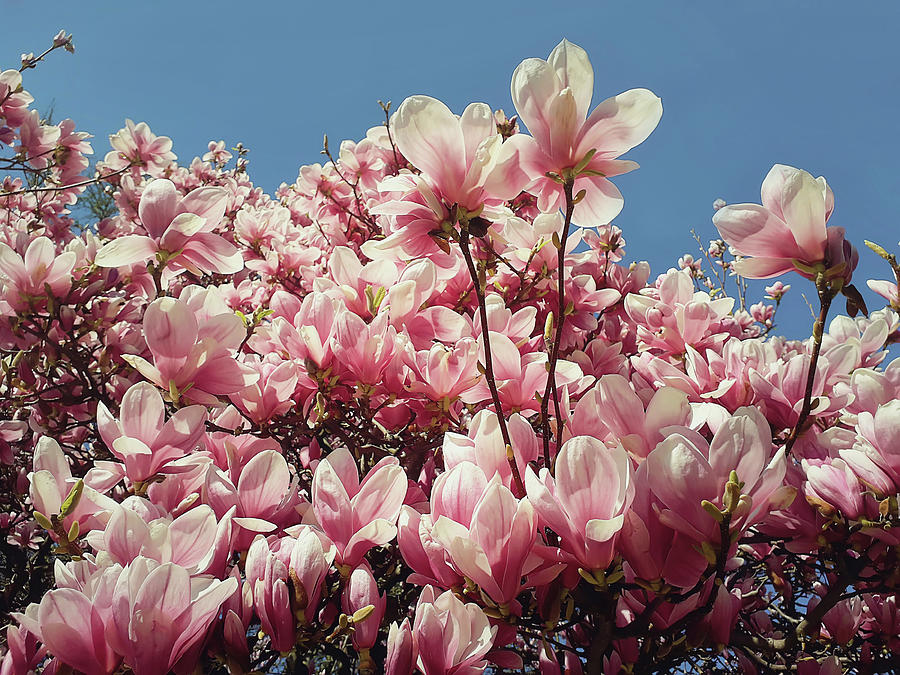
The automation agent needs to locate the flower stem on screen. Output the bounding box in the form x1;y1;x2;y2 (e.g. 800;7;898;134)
459;228;526;497
540;179;576;471
784;275;836;456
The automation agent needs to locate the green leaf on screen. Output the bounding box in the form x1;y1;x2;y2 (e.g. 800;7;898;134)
59;479;84;518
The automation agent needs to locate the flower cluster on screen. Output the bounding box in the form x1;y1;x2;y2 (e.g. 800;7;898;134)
1;35;899;675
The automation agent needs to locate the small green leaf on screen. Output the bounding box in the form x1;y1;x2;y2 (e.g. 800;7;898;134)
59;479;84;518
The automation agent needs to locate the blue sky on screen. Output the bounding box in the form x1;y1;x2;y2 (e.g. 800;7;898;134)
3;1;899;340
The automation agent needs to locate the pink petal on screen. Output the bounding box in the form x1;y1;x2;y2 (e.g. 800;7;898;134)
94;235;157;268
24;237;55;273
510;57;559;150
144;298;198;360
168;506;218;567
138;179;179;239
731;257;796;279
780;168;827;260
459;102;495;167
176;185;228;229
571;175;624;226
352;464;406;528
547;39;593;122
393;96;466;198
576;88;662;158
119;383;165;441
712;204;800;259
238;450;290;515
178;233;244;275
38;589;118;675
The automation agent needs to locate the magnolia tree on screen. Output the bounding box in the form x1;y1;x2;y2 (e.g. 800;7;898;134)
1;33;900;675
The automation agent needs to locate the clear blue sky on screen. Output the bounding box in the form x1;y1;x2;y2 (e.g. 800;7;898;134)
3;1;899;341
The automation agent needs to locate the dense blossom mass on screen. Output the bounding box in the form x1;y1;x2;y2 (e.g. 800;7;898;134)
2;34;900;675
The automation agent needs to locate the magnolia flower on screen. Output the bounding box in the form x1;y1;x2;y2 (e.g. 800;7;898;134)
308;448;408;568
412;586;496;675
123;296;258;405
526;436;634;573
95;178;242;276
0;237;76;310
507;39;662;225
96;382;206;483
103;119;176;176
364;96;529;260
713;164;857;281
430;466;537;606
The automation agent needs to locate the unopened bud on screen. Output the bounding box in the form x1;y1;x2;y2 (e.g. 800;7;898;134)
544;312;554;343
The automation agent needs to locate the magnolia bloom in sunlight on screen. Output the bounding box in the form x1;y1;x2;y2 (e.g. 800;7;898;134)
507;39;662;225
95;178;243;276
391;96;528;211
123;296;258;404
308;448;408;568
103;118;176;177
364;96;529;260
96;382;207;483
0;236;76;310
526;436;634;573
411;586;496;675
712;164;858;281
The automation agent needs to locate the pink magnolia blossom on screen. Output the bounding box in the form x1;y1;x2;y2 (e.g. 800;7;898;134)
17;110;60;170
203;140;232;165
526;436;634;573
229;357;299;424
568;375;691;458
102;119;176;177
392;96;529;211
431;466;538;606
384;618;416;675
442;409;539;491
463;331;586;415
95;178;242;276
29;437;115;537
0;236;76;310
0;69;33;129
341;561;386;651
364;95;528;261
245;525;335;649
105;558;238;675
123;296;258;405
404;338;482;404
412;586;496;675
23;587;121;675
622;408;790;587
397;461;490;590
88;501;233;575
95;382;207;483
1;624;48;675
620;471;711;589
508;39;662;225
244;537;295;652
839;400;900;494
204;448;301;548
332;311;399;386
713;164;858;280
802;458;865;520
643;408;789;540
309;448;408;568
